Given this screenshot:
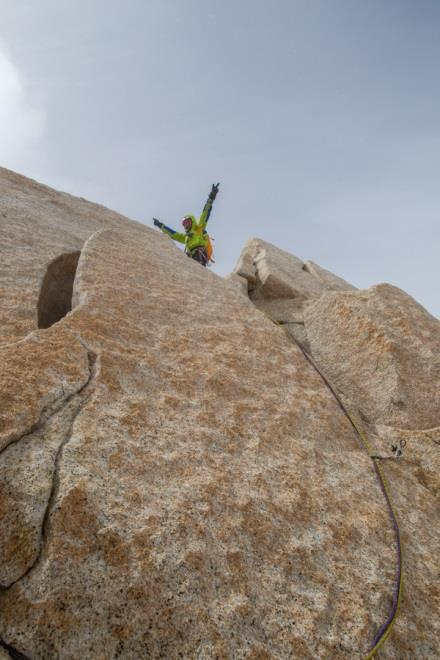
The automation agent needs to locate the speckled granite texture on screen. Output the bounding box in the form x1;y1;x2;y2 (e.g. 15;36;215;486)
0;169;438;659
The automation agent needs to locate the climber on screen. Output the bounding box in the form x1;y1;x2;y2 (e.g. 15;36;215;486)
153;183;220;266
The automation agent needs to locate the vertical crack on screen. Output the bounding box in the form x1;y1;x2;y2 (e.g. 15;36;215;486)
33;350;97;575
1;351;97;592
0;350;97;658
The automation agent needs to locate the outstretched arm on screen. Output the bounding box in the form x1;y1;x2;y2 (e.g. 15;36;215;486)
199;183;220;229
153;218;186;244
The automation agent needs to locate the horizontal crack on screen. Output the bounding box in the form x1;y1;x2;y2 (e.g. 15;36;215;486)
276;320;305;325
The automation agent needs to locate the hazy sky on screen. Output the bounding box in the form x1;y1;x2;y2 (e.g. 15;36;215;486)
1;1;439;316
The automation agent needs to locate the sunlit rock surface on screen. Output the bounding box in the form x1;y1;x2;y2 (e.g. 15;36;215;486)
0;167;140;344
0;169;439;659
304;284;440;429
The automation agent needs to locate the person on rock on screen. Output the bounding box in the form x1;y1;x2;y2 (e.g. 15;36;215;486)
153;183;219;267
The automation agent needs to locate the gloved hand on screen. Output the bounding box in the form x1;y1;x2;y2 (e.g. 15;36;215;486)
209;183;220;200
153;218;164;229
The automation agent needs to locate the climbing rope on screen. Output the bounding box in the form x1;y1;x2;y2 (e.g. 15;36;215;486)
269;318;403;659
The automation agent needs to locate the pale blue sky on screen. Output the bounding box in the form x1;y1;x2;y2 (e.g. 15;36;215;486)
1;1;439;316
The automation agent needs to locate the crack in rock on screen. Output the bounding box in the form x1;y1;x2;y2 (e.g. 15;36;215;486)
37;350;97;572
0;637;31;660
1;351;97;592
0;358;91;460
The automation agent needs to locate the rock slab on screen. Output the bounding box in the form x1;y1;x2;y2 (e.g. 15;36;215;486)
0;171;439;659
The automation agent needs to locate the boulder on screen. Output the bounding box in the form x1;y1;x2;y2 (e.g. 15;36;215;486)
302;260;357;292
234;238;355;303
304;284;440;429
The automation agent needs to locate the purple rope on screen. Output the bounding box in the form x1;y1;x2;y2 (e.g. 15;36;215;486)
369;461;402;648
283;329;402;653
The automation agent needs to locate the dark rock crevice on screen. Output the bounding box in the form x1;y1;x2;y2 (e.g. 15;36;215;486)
0;637;31;660
37;251;81;329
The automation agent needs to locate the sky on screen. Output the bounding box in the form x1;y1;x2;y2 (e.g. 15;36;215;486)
1;0;439;316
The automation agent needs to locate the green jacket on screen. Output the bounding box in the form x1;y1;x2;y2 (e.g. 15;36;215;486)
160;194;214;252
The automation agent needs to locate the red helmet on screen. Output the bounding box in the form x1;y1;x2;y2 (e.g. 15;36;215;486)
182;216;193;231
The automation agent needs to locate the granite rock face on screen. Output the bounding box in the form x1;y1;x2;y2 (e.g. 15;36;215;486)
304;284;440;429
0;171;439;659
235;238;440;659
0;166;141;345
234;238;355;353
235;238;440;427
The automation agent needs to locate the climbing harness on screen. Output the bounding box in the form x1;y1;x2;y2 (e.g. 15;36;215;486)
271;319;403;659
186;246;209;267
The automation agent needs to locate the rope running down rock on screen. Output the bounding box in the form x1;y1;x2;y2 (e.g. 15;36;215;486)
271;318;403;659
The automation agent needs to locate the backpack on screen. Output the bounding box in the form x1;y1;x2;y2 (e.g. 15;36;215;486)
205;234;215;263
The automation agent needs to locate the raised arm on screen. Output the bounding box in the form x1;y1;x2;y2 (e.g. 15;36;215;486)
153;218;186;244
198;183;220;229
